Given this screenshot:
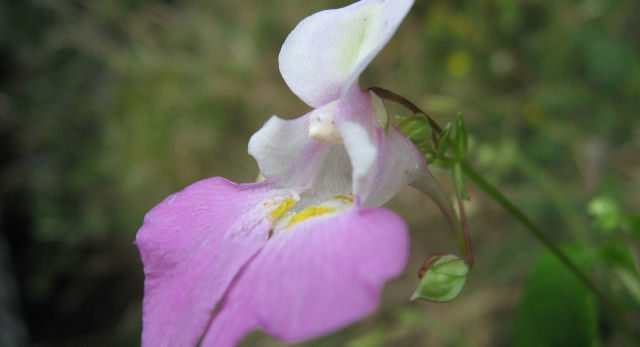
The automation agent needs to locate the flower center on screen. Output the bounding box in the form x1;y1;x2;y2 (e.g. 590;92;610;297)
266;194;354;234
286;206;336;227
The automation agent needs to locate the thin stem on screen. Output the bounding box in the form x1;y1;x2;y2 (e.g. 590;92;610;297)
417;253;445;278
460;160;638;343
411;171;467;259
453;182;474;267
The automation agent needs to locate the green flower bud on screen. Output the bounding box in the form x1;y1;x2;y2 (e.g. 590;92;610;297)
411;254;469;302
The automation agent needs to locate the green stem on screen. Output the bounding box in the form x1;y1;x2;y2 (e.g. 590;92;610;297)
453;176;474;267
460;160;638;343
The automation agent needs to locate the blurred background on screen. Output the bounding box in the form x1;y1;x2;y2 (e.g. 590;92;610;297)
1;0;639;346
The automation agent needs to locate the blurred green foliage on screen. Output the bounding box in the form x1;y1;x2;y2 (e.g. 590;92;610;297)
1;0;638;346
513;248;596;347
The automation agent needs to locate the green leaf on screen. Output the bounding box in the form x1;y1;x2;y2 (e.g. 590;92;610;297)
411;254;469;302
513;249;597;347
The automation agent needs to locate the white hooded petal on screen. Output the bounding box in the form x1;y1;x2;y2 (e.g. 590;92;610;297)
248;113;353;203
336;91;425;206
279;0;415;107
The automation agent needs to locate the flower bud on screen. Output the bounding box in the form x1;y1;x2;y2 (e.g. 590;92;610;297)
411;254;469;302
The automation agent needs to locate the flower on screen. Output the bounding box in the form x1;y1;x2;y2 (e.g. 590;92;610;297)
135;0;423;346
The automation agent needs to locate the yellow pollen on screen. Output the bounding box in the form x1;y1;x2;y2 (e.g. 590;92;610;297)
334;194;354;203
287;206;336;228
270;198;297;218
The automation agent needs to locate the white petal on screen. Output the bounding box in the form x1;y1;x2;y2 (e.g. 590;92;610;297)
336;91;425;205
363;125;425;206
248;114;353;202
339;121;378;200
279;0;415;107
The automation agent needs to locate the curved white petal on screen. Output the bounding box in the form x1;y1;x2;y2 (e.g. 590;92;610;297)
363;125;425;206
339;121;377;199
248;113;353;203
248;113;321;189
336;91;425;205
279;0;415;107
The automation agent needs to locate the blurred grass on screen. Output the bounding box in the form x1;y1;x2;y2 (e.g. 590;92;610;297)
0;0;639;346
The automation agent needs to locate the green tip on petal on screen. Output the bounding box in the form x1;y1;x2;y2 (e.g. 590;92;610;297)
411;254;469;302
371;92;390;130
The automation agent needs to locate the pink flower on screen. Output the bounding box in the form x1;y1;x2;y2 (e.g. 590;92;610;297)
135;0;423;346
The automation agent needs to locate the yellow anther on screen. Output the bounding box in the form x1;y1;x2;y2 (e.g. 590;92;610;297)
334;194;354;203
287;206;336;228
270;198;297;218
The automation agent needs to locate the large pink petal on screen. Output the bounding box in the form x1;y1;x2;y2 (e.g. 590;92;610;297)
200;207;409;346
279;0;415;107
135;178;288;347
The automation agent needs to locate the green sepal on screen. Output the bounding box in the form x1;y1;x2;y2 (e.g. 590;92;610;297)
416;140;432;154
453;112;468;159
398;115;432;146
411;254;469;302
453;164;470;200
436;122;452;157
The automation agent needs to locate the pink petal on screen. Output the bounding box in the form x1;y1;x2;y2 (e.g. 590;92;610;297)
200;207;409;346
279;0;415;107
135;178;286;347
